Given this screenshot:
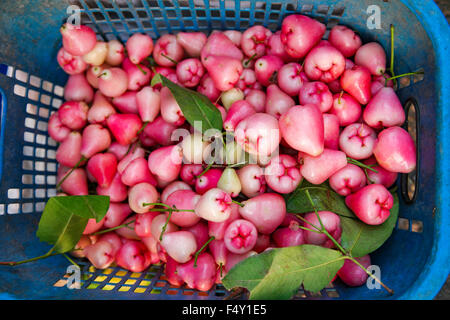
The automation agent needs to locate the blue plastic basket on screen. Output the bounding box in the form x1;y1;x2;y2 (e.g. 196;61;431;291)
0;0;449;300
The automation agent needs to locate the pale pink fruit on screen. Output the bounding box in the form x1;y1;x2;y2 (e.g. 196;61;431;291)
160;86;185;126
235;69;259;95
328;25;362;58
223;30;242;48
176;58;204;87
148;145;183;184
253;234;271;253
225;251;257;273
116;240;151;273
96;172;128;202
57;47;87;75
237;164;267;198
354;42;386;76
115;216;140;240
160;231;197;263
338;255;371;287
153;34;184;67
298;148;348;185
245;89;266;113
56;131;82;167
151;214;179;241
58;101;89;130
117;145;145;174
108;142;132;162
323;113;340;150
111;90;138;114
181;133;210;165
340;65;372;105
267;31;295;62
87;91;116;125
303;211;342;248
298;81;333;113
363;87;405;129
87;153;117;188
197;74;221;102
265;84;295;119
139;116;178;146
183;220;209;249
64;74;94;103
121;157;157;187
241;25;272;58
234;113;281;157
329;92;362;126
339;123;377;160
103;202;132;229
84;240;115;269
165;257;184;286
371;73;394;95
224;219;258;254
203;55;243;91
60;23;97;56
223;100;256;131
98;67;128;98
277;62;304;96
83;218;105;235
122;57;151;91
57;166;88;196
303;43;345;83
106;113;142;146
177;252;217;291
165;190;201;227
128;182;159;214
161;181;192;203
126;33;154;64
254;55;284;87
177;32;207;57
201;32;243;63
70;235;92;258
194;188;232;223
264;154;302;194
48;112;71;142
135;211;159;238
80;124;112;159
279;104;324;156
208;203;240;240
329;163;367;196
363;157;398;188
280;14;326;58
272;221;305;247
106;39;125;66
372;126;416;173
239;193;286;234
97;232;122;256
209;239;228;270
345;184;393;225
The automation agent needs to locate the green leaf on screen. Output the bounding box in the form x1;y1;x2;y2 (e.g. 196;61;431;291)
340;192;399;257
36;195;110;254
285;180;355;218
151;74;223;134
222;245;346;300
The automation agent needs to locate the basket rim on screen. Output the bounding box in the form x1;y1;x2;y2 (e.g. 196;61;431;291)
396;0;450;300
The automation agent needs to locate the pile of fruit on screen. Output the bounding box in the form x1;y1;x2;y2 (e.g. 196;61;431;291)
50;14;416;294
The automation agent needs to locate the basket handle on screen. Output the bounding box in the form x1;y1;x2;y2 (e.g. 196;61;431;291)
0;86;6;183
400;98;420;204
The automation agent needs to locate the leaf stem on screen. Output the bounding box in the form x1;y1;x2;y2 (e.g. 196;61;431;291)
347;157;378;173
346;256;394;295
56;156;86;189
89;219;136;236
390;24;395;80
193;236;215;267
63;253;79;268
0;250;59;266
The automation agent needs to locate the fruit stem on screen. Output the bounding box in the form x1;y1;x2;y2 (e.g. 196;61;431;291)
389;24;395;81
137;121;149;135
63;253;79;268
346;256;394;295
136;64;147;75
347;157;378;173
338;90;344;104
193;236;215;267
161;53;177;65
89;219;136;236
159;209;173;241
242;53;257;68
230;199;245;207
385;71;424;82
196;161;214;179
56;156;86;190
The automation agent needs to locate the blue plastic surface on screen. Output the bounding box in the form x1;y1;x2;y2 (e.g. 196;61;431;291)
0;0;448;300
